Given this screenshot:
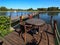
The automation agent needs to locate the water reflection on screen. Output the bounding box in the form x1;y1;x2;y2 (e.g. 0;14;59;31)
38;12;60;34
0;12;7;16
48;12;59;25
0;12;32;17
48;12;58;16
0;12;60;33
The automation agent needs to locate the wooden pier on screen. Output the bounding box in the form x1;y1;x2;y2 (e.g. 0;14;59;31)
0;12;58;45
11;12;39;23
2;24;55;45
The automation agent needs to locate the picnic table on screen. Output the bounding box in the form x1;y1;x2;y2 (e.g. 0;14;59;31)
25;18;45;26
24;18;46;43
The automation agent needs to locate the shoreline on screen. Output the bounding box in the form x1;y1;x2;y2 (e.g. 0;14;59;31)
0;11;60;12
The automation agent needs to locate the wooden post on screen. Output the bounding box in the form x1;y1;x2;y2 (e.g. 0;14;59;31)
38;14;40;19
17;11;18;17
24;24;26;44
10;11;11;30
50;16;53;25
20;16;23;22
53;20;57;37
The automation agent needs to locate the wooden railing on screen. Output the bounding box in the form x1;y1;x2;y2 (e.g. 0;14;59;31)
53;20;60;45
55;25;60;45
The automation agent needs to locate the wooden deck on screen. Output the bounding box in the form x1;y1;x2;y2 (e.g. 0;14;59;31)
2;24;55;45
11;12;39;23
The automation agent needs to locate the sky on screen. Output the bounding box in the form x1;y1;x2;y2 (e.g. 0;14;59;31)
0;0;60;9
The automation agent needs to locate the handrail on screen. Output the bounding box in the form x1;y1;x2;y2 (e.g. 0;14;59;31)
52;20;60;45
55;24;60;45
56;25;60;38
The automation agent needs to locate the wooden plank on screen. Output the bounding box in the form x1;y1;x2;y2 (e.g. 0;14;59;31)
47;24;55;45
48;34;55;45
2;24;55;45
5;32;24;45
2;38;12;45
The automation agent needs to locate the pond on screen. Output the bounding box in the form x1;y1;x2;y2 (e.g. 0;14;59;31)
34;12;60;34
0;11;32;17
0;12;60;34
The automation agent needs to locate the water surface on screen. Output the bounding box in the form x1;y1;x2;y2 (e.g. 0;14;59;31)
0;12;60;34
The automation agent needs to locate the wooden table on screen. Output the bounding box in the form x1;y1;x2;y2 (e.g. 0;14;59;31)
25;18;46;35
25;18;45;26
24;18;46;44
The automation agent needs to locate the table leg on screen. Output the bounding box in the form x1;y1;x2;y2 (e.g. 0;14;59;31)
24;25;26;44
24;32;26;44
38;26;40;35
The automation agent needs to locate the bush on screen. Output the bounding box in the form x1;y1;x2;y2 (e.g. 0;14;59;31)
0;16;11;37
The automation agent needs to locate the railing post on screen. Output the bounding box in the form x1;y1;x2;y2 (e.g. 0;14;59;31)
17;11;18;17
54;20;60;45
38;13;40;19
50;16;53;26
53;20;57;38
24;24;26;44
10;11;11;30
20;16;23;22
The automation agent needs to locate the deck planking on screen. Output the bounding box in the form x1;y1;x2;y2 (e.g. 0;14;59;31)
2;24;55;45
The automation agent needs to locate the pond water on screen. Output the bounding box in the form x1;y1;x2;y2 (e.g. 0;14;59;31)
35;12;60;34
0;12;32;17
0;12;60;34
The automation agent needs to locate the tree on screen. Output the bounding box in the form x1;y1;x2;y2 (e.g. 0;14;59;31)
0;6;8;11
37;8;47;11
16;9;23;11
27;8;33;11
0;8;1;11
9;8;14;11
47;7;59;11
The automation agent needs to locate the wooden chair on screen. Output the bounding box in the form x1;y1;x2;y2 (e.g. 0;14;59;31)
15;22;25;37
24;25;32;32
23;24;33;44
15;28;21;37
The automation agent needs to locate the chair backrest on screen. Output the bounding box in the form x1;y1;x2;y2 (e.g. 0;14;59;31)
24;24;32;32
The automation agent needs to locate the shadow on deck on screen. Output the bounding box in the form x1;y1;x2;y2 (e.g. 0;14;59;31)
2;24;55;45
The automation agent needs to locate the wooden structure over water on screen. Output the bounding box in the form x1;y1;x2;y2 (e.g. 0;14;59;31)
0;12;60;45
11;12;39;23
2;24;55;45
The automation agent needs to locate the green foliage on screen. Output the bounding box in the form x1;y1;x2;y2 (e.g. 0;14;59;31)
0;6;60;11
48;12;58;16
37;8;47;11
0;16;11;37
27;8;33;11
47;7;59;11
0;6;8;11
9;8;15;11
